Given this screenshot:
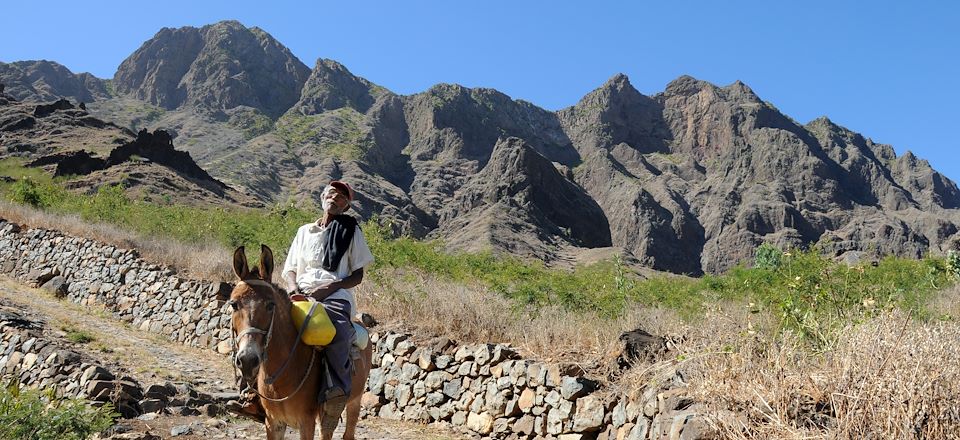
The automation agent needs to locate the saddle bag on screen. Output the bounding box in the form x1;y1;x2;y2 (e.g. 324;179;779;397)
290;301;336;346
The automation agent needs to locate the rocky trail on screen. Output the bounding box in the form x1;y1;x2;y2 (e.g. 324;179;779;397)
0;276;462;439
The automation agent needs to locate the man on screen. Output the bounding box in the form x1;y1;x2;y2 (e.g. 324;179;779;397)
283;180;374;410
228;180;373;422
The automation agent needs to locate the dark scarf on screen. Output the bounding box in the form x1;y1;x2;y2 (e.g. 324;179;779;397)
320;214;358;271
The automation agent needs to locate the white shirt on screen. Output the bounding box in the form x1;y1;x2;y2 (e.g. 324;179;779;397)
282;221;374;314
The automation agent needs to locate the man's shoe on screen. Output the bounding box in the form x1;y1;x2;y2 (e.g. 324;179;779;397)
320;395;347;432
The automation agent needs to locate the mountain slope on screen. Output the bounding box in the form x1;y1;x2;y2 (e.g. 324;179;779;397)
0;60;109;103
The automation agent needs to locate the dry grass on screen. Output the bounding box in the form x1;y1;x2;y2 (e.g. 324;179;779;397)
681;310;960;439
358;268;690;370
924;282;960;320
0;200;233;280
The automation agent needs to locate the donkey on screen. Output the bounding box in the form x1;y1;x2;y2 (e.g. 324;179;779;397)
227;245;373;440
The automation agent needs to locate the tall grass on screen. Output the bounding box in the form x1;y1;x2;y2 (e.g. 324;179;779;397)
684;311;960;439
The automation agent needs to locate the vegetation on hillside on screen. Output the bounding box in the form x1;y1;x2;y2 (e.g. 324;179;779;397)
5;169;960;438
4;176;957;350
0;382;115;440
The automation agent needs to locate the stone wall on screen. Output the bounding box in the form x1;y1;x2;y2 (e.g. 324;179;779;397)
0;300;227;419
0;220;716;439
0;221;234;354
361;331;715;440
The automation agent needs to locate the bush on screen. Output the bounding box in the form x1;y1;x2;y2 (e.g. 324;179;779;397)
754;242;783;270
8;178;66;209
948;250;960;278
80;184;130;223
0;382;116;440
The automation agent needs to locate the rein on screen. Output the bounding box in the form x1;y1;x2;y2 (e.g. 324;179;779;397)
231;280;320;403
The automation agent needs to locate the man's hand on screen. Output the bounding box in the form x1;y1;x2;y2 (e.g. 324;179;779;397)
283;271;299;293
308;280;339;301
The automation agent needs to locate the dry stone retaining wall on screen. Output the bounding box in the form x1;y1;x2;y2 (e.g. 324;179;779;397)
0;220;718;439
0;301;226;419
0;221;234;353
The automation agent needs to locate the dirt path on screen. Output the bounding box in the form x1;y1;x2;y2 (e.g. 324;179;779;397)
0;276;463;440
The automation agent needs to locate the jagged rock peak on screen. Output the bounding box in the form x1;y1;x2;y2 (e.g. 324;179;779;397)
723;80;761;102
294;58;387;115
805;115;852;137
805;116;880;156
807;115;837;128
113;20;310;118
663;75;761;103
663;75;708;96
487;136;546;174
585;73;642;99
604;73;632;88
899;150;927;167
424;82;470;98
107;129;222;184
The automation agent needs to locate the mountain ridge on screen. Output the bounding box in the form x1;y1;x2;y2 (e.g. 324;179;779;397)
2;20;958;274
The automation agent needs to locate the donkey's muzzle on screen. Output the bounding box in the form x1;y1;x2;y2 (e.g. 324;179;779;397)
235;350;262;378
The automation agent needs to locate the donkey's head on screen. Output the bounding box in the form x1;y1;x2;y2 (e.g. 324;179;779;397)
229;244;282;381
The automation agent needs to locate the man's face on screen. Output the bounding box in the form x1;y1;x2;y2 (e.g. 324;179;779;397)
322;187;350;215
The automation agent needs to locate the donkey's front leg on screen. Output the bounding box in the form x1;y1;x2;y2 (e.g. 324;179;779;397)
265;418;287;440
343;396;361;440
298;418;316;440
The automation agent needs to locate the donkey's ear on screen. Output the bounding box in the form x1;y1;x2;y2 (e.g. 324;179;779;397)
258;244;275;281
233;246;250;280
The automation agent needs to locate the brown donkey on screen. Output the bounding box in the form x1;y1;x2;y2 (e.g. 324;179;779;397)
227;245;372;440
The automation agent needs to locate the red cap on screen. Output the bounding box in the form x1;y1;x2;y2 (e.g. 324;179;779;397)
329;180;354;201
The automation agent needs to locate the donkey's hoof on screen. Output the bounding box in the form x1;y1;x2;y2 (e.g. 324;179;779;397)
224;399;266;424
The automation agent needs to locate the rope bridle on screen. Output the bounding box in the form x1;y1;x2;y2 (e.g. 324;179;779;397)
230;280;318;403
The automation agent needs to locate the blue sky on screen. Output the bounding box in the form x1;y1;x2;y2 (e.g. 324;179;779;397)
2;1;958;182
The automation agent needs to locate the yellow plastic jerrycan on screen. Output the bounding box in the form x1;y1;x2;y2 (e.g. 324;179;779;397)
290;301;336;346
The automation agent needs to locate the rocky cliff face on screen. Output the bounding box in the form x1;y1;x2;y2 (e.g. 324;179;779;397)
112;20;310;118
0;60;109;103
434;137;611;259
8;22;960;274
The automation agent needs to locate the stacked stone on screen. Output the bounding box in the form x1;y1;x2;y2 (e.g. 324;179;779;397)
0;222;234;353
0;308;224;419
362;331;715;440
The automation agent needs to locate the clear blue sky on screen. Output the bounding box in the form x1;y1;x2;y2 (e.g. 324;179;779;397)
2;1;958;182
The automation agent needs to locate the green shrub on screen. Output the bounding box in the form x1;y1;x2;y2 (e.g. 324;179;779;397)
10;178;44;207
0;382;116;440
79;184;130;223
948;250;960;278
754;242;783;270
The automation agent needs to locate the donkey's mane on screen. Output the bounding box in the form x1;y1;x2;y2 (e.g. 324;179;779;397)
237;278;292;308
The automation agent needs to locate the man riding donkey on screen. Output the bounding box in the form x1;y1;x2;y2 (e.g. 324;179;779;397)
229;180;374;434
